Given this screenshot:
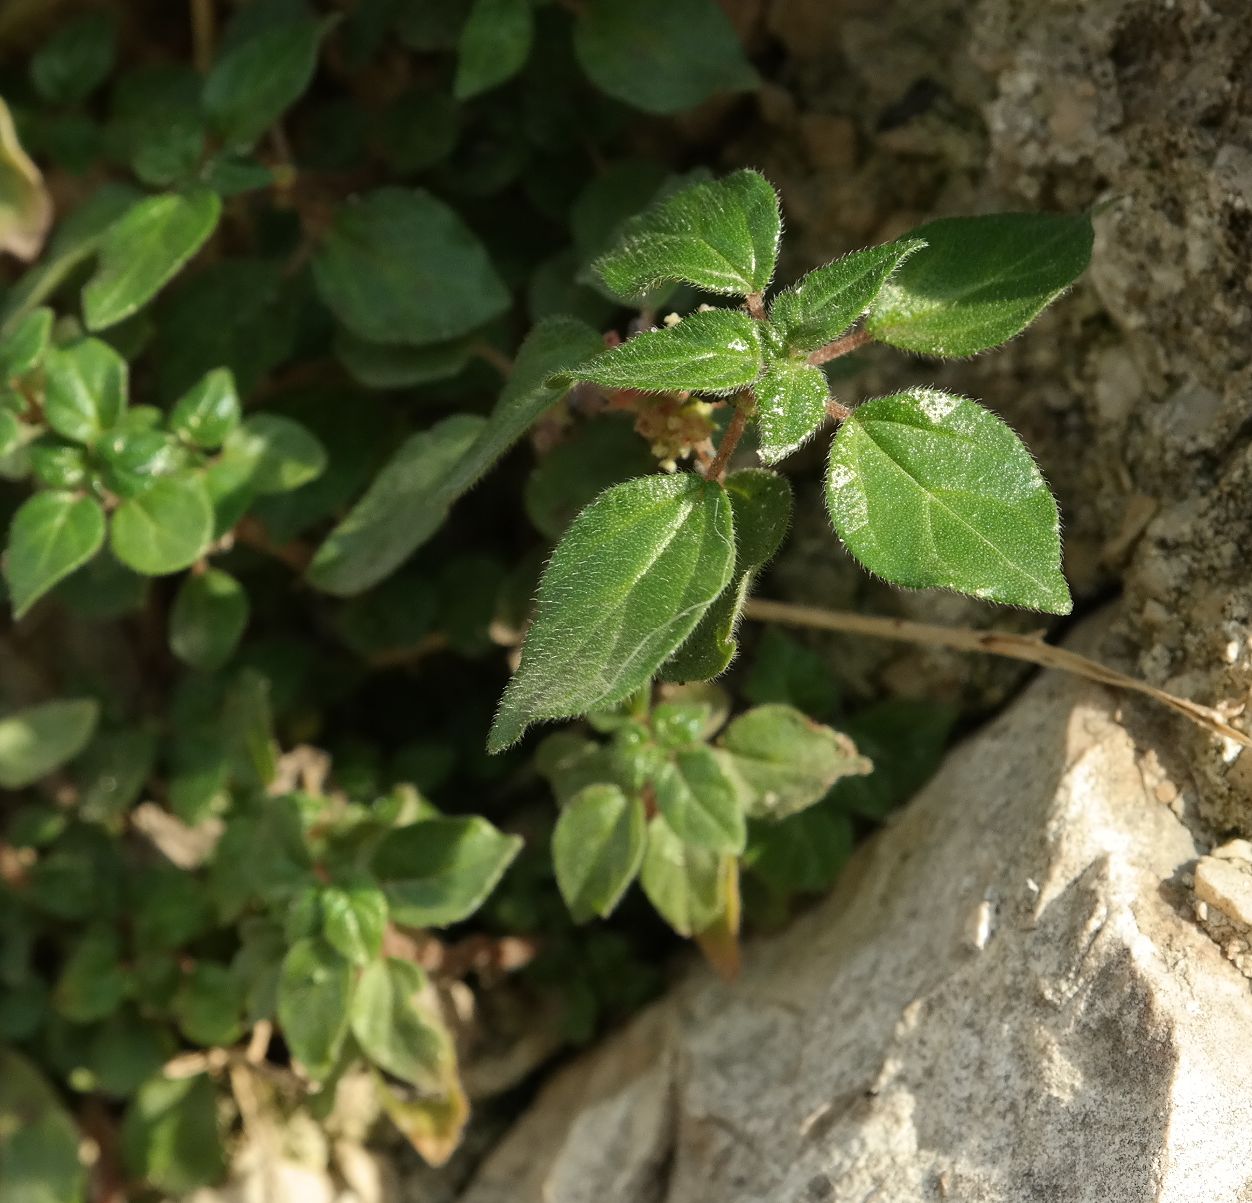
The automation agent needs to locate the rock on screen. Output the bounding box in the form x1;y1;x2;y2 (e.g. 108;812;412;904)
458;657;1252;1203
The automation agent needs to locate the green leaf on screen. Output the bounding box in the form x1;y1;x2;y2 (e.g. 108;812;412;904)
719;703;869;819
312;188;509;347
350;958;449;1090
555;310;763;397
54;925;129;1022
78;727;157;822
826;389;1071;612
322;881;388;965
31;10;117;104
753;358;829;464
334;330;472;390
594;170;780;301
82;190;222;331
0;698;99;788
663;468;790;682
169;568;249;671
371;816;522;928
204;15;335;150
96;429;183;499
769;239;926;354
574;0;758;115
865;213;1094;357
43;338;127;444
5;492;106;618
652;744;745;854
639;816;725;937
90;1009;173;1098
277;936;353;1080
455;0;534;99
310;317;603;595
0;1049;87;1203
129;864;214;951
111;474;213;575
0;306;52;378
552;783;646;921
216;414;327;495
489;473;735;752
745;806;853;896
122;1074;225;1195
30;438;90;490
168;368;240;449
173;963;245;1047
742;628;840;720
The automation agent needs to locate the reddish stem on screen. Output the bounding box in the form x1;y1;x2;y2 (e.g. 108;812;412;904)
808;326;873;366
706;394;752;482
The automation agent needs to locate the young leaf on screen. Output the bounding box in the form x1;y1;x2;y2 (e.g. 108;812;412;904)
82;190;222;331
351;958;450;1090
639;816;725;937
43;338;127;444
826;389;1071;612
594;170;780;300
719;704;870;819
489;473;736;752
455;0;534;99
552;783;646;921
663;468;791;682
276;937;353;1080
5;491;106;618
0;306;52;378
0;698;99;789
574;0;758;115
312;188;509;347
204;15;335;150
754;358;829;463
310;317;603;595
769;239;926;354
110;474;214;575
371;816;522;928
168;368;240;449
321;881;388;965
169;568;249;670
866;213;1094;357
122;1075;225;1195
555;310;763;397
652;745;746;854
96;429;181;499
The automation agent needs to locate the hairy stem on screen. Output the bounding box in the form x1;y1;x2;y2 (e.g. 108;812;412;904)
706;392;753;482
742;597;1251;748
809;326;873;366
745;291;766;321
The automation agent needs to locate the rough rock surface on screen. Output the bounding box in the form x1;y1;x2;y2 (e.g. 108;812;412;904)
458;661;1252;1203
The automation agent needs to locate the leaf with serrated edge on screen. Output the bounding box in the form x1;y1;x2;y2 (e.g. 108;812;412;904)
769;238;925;354
826;389;1071;612
754;359;829;463
489;473;735;752
6;491;106;618
652;744;745;853
594;170;780;299
639;815;725;937
553;309;762;397
866;213;1093;357
552;783;646;920
351;958;449;1089
43;338;127;444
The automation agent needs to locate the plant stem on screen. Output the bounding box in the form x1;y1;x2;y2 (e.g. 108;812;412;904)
745;291;766;321
472;342;514;379
190;0;215;74
742;597;1252;748
706;392;752;482
809;326;873;366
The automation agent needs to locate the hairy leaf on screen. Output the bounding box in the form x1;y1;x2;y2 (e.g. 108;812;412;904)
826;389;1071;612
351;958;449;1090
753;358;829;463
6;491;106;618
639;816;726;937
652;744;745;853
489;473;735;751
552;783;646;921
866;213;1094;357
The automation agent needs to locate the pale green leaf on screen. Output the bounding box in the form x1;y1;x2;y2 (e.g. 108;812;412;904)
639;816;725;937
276;937;352;1080
43;338;127;444
489;473;736;752
454;0;534;99
554;309;763;397
82;190;222;331
0;698;99;789
0;98;52;262
719;703;870;820
321;881;388;965
652;744;745;854
169;568;249;670
754;358;829;463
866;213;1094;357
5;491;106;618
217;414;327;495
351;958;449;1090
552;783;646;921
121;1074;225;1195
769;238;925;353
594;170;780;299
110;474;213;575
0;306;52;378
310;317;602;595
826;389;1071;612
574;0;758;115
371;816;522;928
312;188;509;347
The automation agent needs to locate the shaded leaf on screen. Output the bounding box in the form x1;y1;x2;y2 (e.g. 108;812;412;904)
0;698;98;789
455;0;534;99
0;306;52;378
122;1074;225;1195
552;783;646;920
54;925;129;1022
169;568;249;670
31;11;117;104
